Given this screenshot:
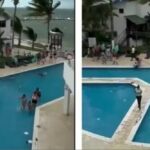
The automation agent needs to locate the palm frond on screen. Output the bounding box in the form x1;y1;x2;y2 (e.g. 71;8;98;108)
14;16;23;33
23;26;37;41
52;1;61;11
12;0;19;6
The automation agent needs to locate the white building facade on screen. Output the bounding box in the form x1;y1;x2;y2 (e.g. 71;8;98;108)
111;1;150;46
0;13;12;49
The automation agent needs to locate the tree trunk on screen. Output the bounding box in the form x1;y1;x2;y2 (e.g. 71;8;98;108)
47;15;50;44
12;5;17;47
32;40;34;49
109;0;114;50
18;33;21;46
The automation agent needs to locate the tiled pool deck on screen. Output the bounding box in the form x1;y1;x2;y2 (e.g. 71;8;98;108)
0;57;74;150
83;54;150;149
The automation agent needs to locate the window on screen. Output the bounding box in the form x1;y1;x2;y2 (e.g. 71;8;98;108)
119;8;124;14
0;20;6;27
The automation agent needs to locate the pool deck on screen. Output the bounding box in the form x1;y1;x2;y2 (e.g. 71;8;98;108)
83;53;150;67
83;54;150;150
32;96;74;150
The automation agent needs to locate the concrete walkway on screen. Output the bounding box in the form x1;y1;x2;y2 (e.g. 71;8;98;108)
32;96;74;150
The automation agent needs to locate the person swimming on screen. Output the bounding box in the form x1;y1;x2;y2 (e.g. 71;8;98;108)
38;72;47;77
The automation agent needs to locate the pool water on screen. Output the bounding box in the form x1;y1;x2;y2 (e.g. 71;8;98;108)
133;106;150;143
83;68;150;83
0;63;64;150
82;83;135;137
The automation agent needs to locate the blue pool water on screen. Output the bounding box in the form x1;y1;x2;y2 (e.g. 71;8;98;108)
133;107;150;143
83;68;150;83
82;83;135;137
0;63;64;150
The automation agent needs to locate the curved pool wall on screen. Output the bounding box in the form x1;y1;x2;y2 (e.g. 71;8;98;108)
133;105;150;143
82;83;135;138
0;63;64;150
83;68;150;84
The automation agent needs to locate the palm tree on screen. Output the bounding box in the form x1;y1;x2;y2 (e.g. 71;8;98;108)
12;0;19;46
83;0;114;32
23;27;37;49
28;0;61;44
14;16;23;46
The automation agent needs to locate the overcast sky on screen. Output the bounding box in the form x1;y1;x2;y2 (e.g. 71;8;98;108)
3;0;74;9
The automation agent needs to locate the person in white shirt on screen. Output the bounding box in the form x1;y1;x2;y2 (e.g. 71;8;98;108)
131;45;136;61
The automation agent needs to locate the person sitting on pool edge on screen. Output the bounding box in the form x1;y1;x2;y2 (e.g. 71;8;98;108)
134;57;141;68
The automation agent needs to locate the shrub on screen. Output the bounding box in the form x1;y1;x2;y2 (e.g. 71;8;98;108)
0;57;5;68
5;57;16;67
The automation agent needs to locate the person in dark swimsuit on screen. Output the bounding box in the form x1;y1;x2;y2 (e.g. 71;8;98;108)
34;88;41;100
32;92;38;108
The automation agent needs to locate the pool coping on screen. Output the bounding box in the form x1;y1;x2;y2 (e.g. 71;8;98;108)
82;130;113;142
126;100;150;147
82;77;150;147
83;65;150;68
32;96;64;150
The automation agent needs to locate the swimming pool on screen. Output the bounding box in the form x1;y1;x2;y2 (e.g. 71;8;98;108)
83;68;150;83
82;83;135;138
0;63;64;150
133;106;150;144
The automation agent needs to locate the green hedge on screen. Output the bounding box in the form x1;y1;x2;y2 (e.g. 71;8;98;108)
5;57;16;67
0;57;5;68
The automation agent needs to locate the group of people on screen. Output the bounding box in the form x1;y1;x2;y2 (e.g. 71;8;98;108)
19;88;41;111
36;49;57;65
89;43;119;65
89;44;143;68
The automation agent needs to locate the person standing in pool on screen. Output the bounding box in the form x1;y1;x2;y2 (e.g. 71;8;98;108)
32;92;38;109
27;100;33;112
34;88;41;100
135;85;142;110
19;94;27;110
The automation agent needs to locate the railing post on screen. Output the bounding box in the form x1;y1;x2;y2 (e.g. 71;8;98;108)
63;84;71;115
